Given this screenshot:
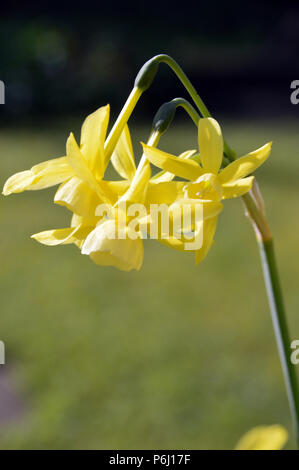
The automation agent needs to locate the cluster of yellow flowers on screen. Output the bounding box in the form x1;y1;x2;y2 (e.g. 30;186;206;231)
3;55;272;271
3;102;271;271
1;56;295;450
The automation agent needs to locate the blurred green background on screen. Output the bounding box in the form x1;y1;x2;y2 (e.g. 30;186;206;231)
0;1;299;450
0;119;298;449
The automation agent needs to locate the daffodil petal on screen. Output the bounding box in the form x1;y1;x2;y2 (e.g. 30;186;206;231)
71;213;83;227
82;220;144;271
198;118;223;173
142;143;204;181
195;216;218;264
69;214;99;248
89;249;143;271
3;156;73;195
151;149;197;183
222;176;254;199
71;213;99;228
156;227;206;253
157;236;186;252
99;180;130;204
118;160;151;205
111;124;136;180
219;142;272;184
80;105;110;178
146;200;221;243
3;171;36;195
146;181;185;205
169;199;223;222
31;225;93;246
67;132;108;202
235;425;288;450
54;176;101;217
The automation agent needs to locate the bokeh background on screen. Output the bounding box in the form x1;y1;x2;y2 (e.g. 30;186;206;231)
0;2;299;449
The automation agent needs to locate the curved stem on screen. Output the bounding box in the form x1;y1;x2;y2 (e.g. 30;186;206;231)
258;238;299;448
155;55;235;161
170;98;200;126
136;53;298;447
153;54;211;118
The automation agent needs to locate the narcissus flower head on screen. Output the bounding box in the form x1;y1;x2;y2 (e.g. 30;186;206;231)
142;117;272;263
2;103;271;271
142;117;271;202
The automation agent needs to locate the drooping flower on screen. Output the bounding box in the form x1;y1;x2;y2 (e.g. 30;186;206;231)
31;124;222;270
27;118;144;271
3;108;225;270
2;105;142;269
2;105;132;216
142;117;272;262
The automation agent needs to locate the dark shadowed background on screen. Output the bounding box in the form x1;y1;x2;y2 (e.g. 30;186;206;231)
0;2;299;122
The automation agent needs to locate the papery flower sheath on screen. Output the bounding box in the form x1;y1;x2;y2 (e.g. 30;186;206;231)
142;117;272;262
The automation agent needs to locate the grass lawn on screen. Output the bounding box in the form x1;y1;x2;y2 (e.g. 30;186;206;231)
0;117;298;449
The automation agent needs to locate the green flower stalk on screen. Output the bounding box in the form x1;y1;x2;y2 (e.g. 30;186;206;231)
136;54;299;447
243;183;299;448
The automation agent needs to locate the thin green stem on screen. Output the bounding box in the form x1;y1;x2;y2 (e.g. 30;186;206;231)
170;98;200;126
258;238;299;448
152;55;235;161
137;53;299;447
152;98;200;136
155;54;211;118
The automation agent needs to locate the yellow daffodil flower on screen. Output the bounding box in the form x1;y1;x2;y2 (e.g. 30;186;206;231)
31;124;222;271
78;131;221;270
235;424;288;450
3;109;223;270
2;105;132;216
28;120;145;271
2;105;145;270
142;117;272;262
27;124;153;271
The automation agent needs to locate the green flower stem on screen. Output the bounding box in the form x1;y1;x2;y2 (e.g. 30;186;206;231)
134;54;235;162
258;237;299;448
150;55;235;161
152;98;200;135
104;86;142;162
242;183;299;447
105;55;208;165
154;54;211;118
108;55;299;445
105;55;234;167
135;59;299;442
168;98;200;127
